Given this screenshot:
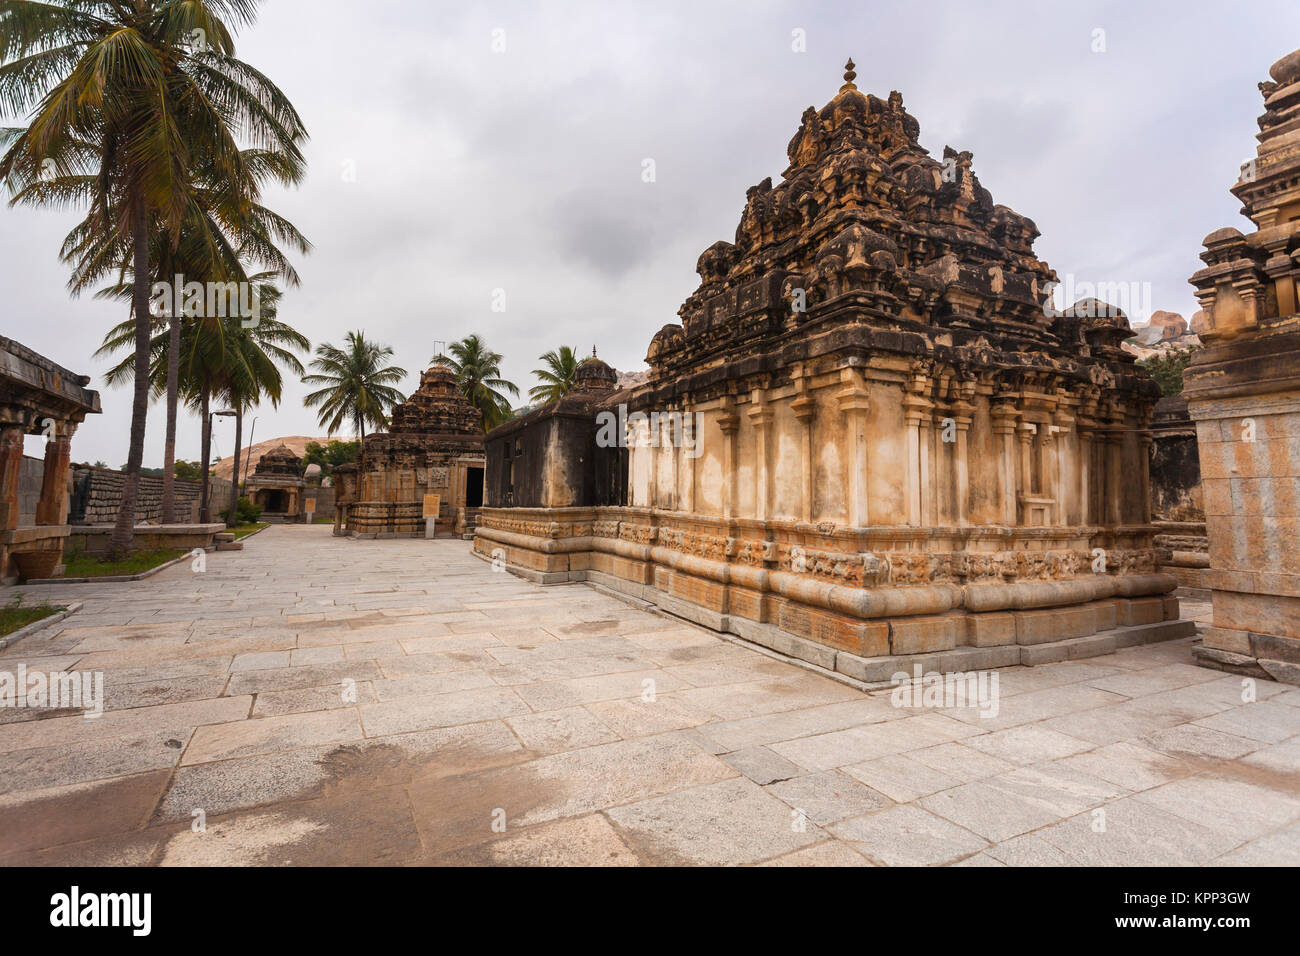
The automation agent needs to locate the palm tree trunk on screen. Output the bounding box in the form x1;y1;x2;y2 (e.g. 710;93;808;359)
160;312;180;523
228;406;243;528
109;195;151;558
199;389;212;522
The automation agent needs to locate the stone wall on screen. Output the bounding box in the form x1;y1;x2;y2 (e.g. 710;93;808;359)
68;466;232;525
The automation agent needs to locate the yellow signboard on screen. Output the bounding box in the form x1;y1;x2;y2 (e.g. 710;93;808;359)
423;494;441;519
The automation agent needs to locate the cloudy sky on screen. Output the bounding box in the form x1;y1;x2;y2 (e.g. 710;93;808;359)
3;0;1297;466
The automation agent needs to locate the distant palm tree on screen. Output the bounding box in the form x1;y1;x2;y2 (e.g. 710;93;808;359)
529;346;580;404
435;334;519;431
303;332;407;442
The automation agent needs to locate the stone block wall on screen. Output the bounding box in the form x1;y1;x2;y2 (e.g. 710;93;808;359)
68;466;232;525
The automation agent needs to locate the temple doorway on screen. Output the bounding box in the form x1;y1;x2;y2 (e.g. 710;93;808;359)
258;489;287;513
466;467;484;508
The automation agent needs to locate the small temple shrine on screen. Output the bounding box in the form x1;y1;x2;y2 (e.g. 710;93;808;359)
244;443;307;522
476;61;1189;679
335;364;486;537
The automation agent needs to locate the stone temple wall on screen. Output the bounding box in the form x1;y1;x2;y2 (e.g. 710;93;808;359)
69;467;231;525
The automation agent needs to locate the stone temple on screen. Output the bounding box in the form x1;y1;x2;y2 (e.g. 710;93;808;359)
334;364;486;538
475;62;1191;680
244;443;307;522
1184;47;1300;684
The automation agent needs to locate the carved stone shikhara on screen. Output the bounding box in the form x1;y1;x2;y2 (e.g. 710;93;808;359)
477;63;1189;677
1185;48;1300;685
335;364;486;538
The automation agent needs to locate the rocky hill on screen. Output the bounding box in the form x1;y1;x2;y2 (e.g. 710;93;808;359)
211;435;333;483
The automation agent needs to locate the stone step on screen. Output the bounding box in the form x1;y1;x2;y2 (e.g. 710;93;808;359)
215;541;243;551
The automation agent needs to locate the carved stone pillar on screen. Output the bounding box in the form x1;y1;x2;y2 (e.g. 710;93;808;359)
682;403;696;514
836;369;871;527
1138;431;1153;524
1077;427;1093;524
1040;425;1057;526
647;414;660;510
664;411;680;512
0;425;23;533
1053;406;1075;526
920;416;934;526
1017;422;1036;519
747;390;773;522
791;375;815;523
718;397;739;520
1107;433;1123;526
36;422;74;526
991;401;1018;526
951;397;975;527
903;379;933;527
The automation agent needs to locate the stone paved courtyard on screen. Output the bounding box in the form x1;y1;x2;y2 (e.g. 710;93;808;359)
0;525;1297;866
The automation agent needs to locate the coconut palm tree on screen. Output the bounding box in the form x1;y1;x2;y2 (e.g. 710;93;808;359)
0;0;307;555
66;174;310;522
303;332;407;443
435;334;519;431
98;280;309;522
529;346;580;404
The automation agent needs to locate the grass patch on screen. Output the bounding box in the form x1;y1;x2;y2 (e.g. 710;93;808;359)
0;601;58;637
62;548;183;578
229;522;269;540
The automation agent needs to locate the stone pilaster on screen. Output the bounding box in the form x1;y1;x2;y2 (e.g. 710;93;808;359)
991;399;1018;526
0;424;23;532
747;389;773;521
36;423;74;526
718;397;739;520
791;373;815;524
836;368;871;527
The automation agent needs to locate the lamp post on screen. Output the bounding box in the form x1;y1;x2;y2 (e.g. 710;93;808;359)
202;409;236;522
241;415;258;494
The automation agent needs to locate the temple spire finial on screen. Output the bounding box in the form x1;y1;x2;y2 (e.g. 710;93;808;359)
841;58;858;92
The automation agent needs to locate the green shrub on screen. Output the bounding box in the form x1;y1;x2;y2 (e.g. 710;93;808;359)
221;496;264;524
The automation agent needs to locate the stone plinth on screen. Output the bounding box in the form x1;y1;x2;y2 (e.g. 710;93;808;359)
1184;47;1300;684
